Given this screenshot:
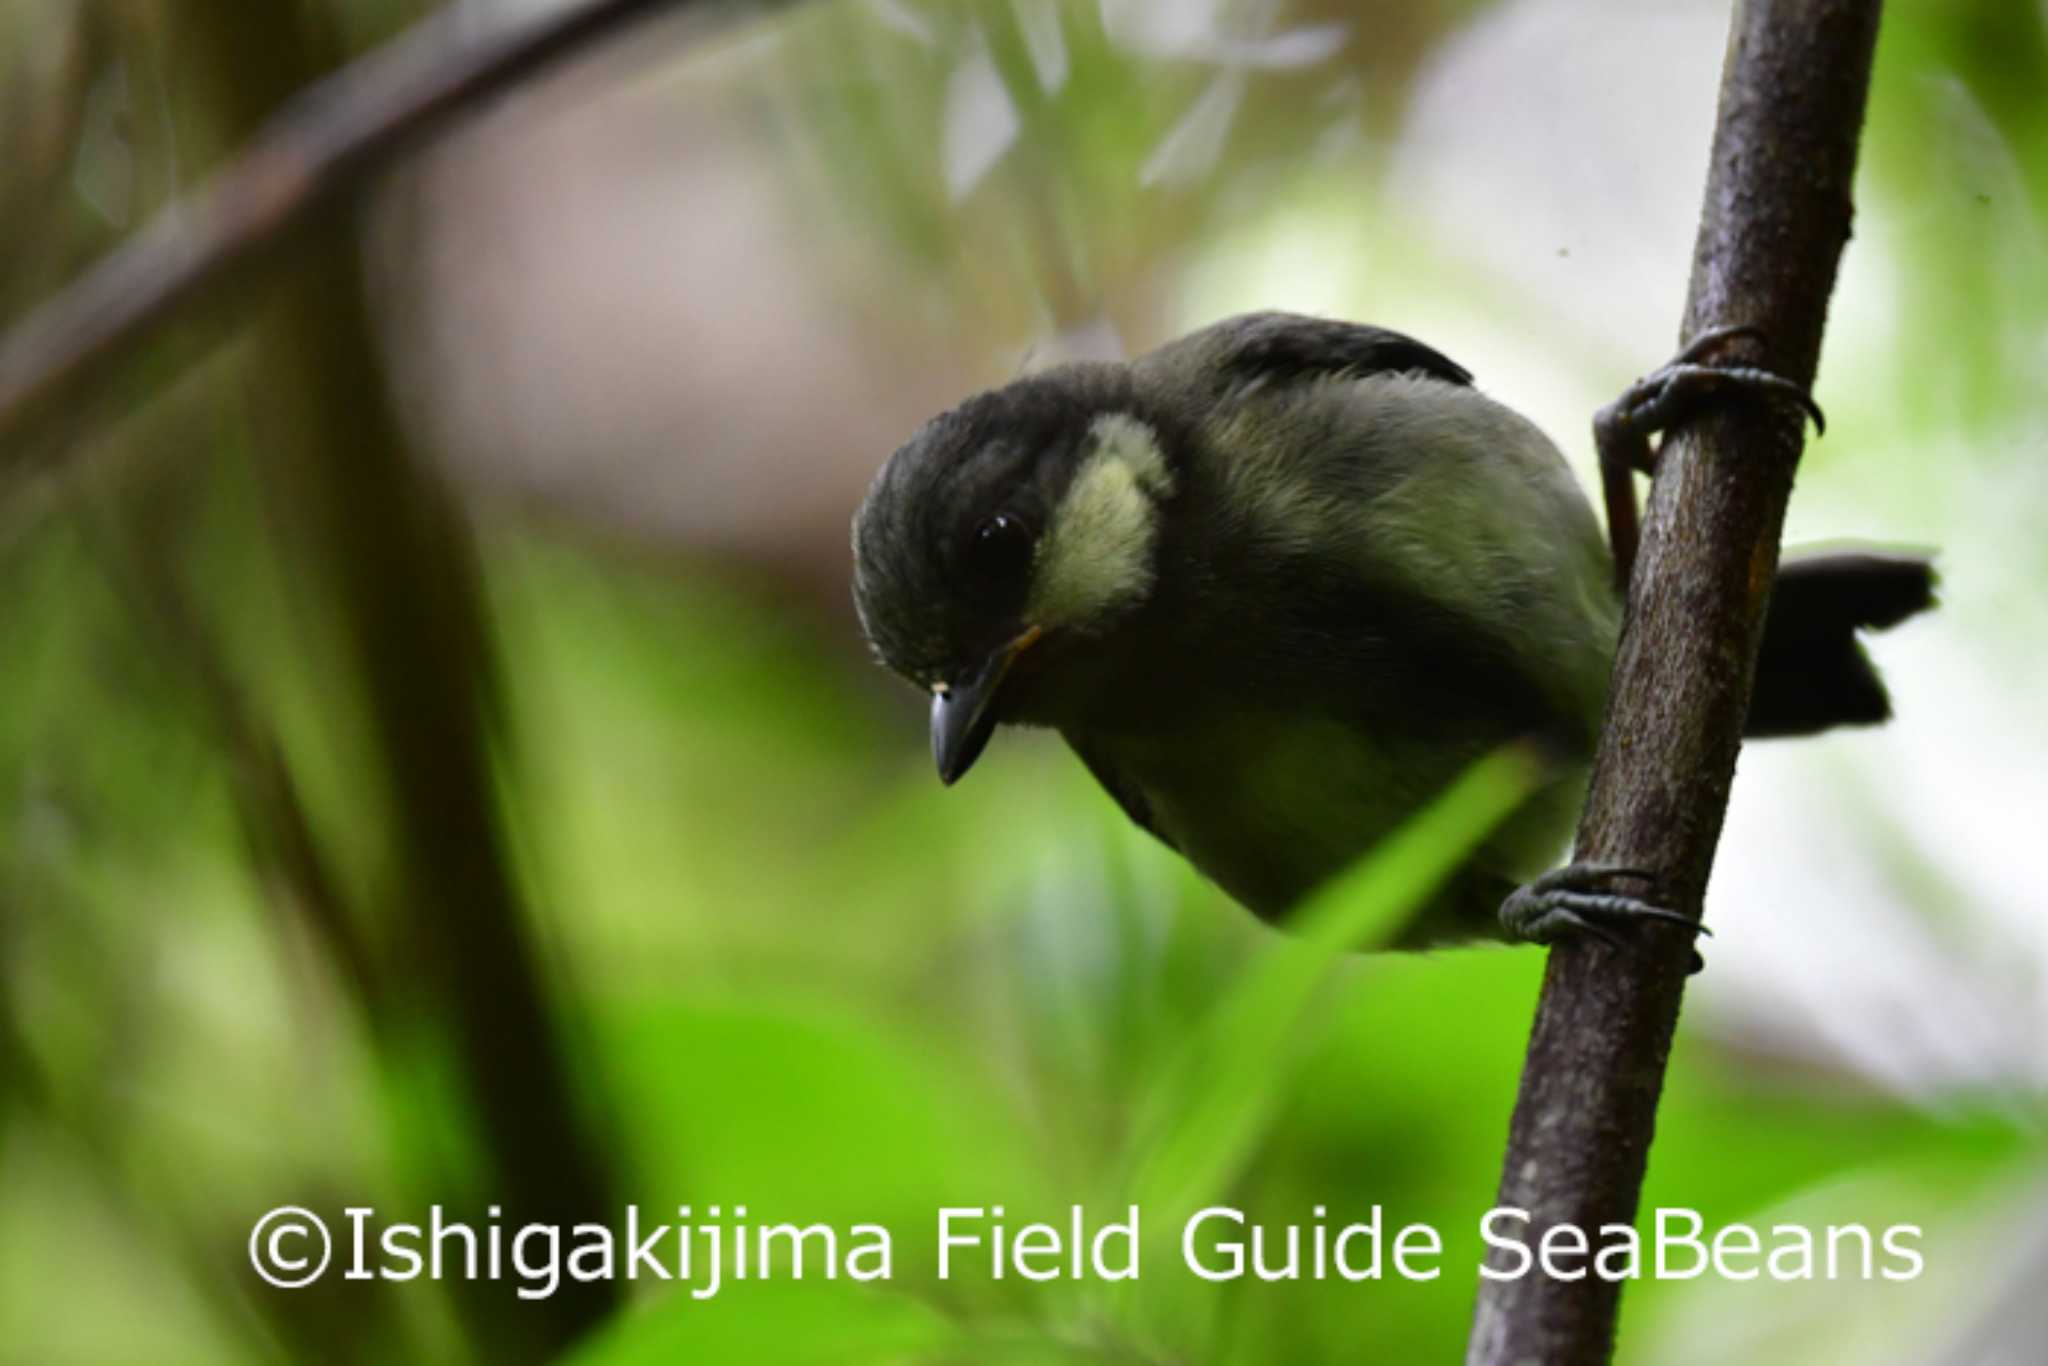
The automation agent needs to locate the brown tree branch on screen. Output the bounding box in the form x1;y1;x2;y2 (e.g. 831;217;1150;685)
1466;3;1884;1363
0;0;696;457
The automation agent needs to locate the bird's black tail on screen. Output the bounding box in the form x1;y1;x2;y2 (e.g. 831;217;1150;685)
1745;550;1937;739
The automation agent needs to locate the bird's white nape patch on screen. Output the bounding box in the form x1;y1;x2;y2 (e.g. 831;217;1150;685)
1026;413;1174;630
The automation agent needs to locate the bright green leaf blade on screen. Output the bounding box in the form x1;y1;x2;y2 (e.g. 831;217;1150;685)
1122;743;1547;1224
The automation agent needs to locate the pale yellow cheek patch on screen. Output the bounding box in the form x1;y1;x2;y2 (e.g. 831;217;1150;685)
1026;414;1173;630
1090;412;1175;499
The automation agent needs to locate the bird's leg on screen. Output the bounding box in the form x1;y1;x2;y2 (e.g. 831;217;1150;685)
1500;863;1709;971
1593;324;1825;591
1559;330;1821;964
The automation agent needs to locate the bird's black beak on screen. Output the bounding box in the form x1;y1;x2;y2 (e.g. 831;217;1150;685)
931;625;1043;785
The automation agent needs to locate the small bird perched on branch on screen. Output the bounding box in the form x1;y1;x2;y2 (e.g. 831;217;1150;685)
850;313;1933;949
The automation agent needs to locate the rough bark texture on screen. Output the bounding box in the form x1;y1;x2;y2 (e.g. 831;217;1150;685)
1466;3;1883;1363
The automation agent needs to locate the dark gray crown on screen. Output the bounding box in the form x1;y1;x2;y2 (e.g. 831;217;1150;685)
851;362;1138;688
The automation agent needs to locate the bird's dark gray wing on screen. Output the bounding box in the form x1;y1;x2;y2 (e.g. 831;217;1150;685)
1065;734;1180;854
1197;312;1474;392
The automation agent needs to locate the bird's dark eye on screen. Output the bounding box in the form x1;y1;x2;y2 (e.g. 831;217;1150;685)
965;513;1034;583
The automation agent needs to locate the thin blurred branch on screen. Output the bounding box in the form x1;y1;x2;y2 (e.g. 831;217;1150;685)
1465;2;1884;1363
0;0;694;459
150;0;687;1352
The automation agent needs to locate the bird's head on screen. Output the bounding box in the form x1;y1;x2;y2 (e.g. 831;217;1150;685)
851;364;1179;783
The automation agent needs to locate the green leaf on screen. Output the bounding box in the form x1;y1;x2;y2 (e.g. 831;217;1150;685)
1120;744;1546;1226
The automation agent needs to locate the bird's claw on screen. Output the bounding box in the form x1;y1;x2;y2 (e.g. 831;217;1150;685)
1598;327;1825;462
1671;322;1764;366
1501;863;1708;971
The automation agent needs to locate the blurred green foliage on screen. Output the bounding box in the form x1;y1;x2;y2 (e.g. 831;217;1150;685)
2;0;2045;1363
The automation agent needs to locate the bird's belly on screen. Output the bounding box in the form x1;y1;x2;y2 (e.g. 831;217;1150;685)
1100;714;1581;939
1116;718;1448;917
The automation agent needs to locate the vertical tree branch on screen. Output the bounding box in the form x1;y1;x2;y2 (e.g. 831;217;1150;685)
182;4;624;1355
1466;3;1883;1363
